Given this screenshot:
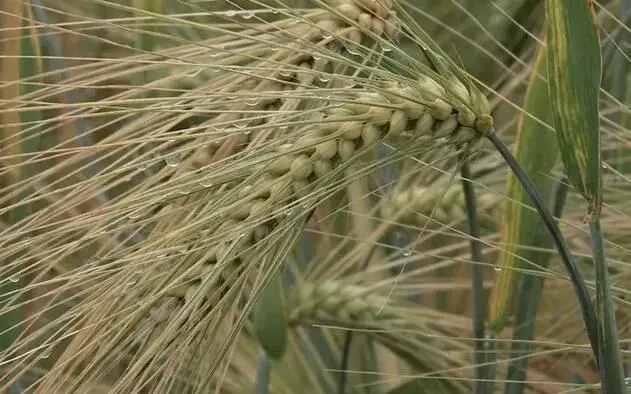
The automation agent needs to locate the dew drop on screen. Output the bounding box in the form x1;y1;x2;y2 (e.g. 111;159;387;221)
345;43;361;56
9;274;20;283
242;12;254;19
137;161;149;170
322;33;333;40
380;41;393;52
493;266;502;272
318;74;331;83
177;188;191;196
226;10;237;17
41;347;52;359
402;249;412;257
279;69;292;77
164;153;181;168
271;8;279;14
128;210;142;219
245;97;260;106
185;68;203;78
200;181;214;188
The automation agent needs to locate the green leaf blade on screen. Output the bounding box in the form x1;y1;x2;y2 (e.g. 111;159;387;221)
545;0;602;214
490;43;559;333
545;1;624;392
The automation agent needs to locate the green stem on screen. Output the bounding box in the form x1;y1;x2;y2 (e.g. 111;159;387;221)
337;247;376;394
589;216;625;394
488;133;599;363
255;350;270;394
504;180;568;394
460;160;491;394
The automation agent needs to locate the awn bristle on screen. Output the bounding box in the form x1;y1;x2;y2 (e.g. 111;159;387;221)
7;0;496;391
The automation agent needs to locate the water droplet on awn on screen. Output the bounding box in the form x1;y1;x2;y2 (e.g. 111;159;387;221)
164;153;181;168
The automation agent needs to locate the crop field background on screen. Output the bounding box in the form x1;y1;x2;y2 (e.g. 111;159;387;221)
1;0;630;393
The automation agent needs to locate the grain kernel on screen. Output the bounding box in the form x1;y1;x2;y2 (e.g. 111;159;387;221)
290;154;313;180
337;139;356;161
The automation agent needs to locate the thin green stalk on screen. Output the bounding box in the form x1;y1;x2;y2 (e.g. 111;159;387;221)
487;133;599;362
255;350;270;394
504;180;568;394
459;160;490;394
338;246;377;394
589;217;625;393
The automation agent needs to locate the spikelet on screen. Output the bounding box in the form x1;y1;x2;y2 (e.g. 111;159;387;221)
289;280;397;323
380;183;501;226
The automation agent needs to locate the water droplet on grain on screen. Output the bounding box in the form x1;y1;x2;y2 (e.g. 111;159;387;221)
271;8;279;14
9;274;20;283
402;248;412;257
493;266;502;272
